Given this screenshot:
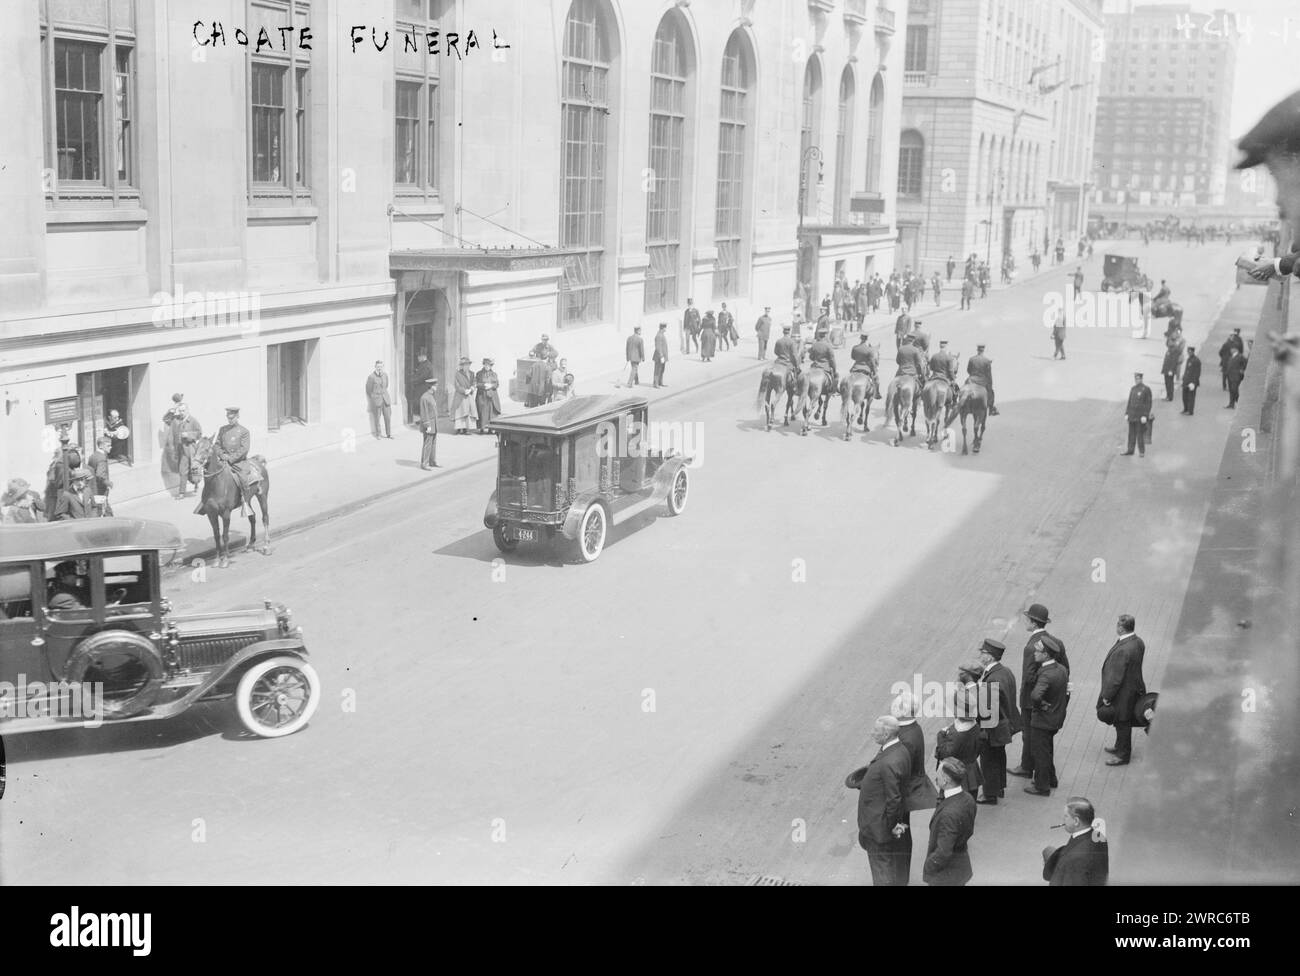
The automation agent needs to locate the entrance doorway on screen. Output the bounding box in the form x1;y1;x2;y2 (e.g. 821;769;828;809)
401;289;451;421
76;365;145;465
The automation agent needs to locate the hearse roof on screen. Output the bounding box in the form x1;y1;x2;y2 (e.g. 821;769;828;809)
0;518;184;562
490;394;650;435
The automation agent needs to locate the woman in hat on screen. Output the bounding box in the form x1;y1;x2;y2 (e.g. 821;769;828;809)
1;478;45;523
699;310;717;362
452;356;478;434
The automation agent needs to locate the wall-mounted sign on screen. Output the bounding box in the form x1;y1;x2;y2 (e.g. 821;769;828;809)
43;396;80;427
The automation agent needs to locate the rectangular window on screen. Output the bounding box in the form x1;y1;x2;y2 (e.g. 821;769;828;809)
904;26;928;73
251;63;285;184
394;2;443;202
295;67;308;186
267;339;313;429
644;30;686;314
55;40;103;182
898;145;923;196
395;81;420;184
114;47;132;183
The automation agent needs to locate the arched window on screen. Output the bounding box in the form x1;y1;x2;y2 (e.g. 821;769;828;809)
799;58;822;218
559;0;616;325
865;73;884;193
834;67;855;222
645;12;691;312
714;30;753;299
897;130;923;197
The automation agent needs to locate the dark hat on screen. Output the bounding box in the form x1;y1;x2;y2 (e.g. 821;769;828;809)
171;393;184;403
1233;327;1241;334
1235;89;1300;169
1024;603;1051;625
976;344;986;351
459;356;472;365
782;325;792;333
658;322;667;329
1187;346;1196;353
939;339;949;345
980;638;1006;659
633;325;642;332
483;357;494;365
54;560;79;576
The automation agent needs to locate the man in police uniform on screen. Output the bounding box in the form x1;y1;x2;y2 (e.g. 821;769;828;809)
894;333;928;387
206;407;256;516
754;306;772;360
1122;372;1153;456
894;308;913;350
1181;346;1202;415
772;325;801;380
849;333;882;399
419;376;440;470
806;329;838;389
910;319;931;357
966;344;998;415
929;339;960;408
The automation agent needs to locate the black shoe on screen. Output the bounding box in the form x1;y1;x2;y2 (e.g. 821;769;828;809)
1007;768;1032;779
1104;746;1120;755
1105;758;1130;766
975;796;999;806
1024;786;1052;797
1121;451;1134;456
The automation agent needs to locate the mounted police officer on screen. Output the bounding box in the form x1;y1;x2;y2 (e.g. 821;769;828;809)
772;324;801;379
850;332;882;399
966;344;998;416
910;319;931;357
208;407;256;517
807;330;839;388
929;339;960;408
895;333;929;385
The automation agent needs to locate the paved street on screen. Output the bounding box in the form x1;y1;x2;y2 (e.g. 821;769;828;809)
0;242;1257;884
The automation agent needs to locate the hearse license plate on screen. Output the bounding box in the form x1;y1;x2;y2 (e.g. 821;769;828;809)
514;527;538;542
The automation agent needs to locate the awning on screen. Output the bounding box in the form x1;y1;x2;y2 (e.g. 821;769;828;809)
391;247;586;275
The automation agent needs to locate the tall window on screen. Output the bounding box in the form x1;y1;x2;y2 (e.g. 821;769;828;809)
41;0;137;204
904;26;928;73
897;130;924;197
799;59;822;218
644;15;689;313
249;0;310;202
865;73;884;193
394;0;442;201
714;32;750;299
559;0;614;325
834;68;854;222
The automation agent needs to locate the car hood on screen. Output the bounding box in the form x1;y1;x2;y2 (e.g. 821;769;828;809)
168;607;279;638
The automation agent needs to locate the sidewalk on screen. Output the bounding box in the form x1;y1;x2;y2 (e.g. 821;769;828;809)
114;338;769;565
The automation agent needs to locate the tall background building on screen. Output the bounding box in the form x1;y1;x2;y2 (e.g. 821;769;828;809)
1;0;907;504
1092;3;1239;214
895;0;1101;276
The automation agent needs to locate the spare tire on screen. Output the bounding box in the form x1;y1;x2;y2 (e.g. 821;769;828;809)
63;630;166;719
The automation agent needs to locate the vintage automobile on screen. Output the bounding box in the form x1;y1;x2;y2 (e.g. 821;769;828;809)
0;518;319;737
1100;254;1148;292
483;394;692;562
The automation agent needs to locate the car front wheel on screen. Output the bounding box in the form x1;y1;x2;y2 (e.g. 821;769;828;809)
235;656;321;738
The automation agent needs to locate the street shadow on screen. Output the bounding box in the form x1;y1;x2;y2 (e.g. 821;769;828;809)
4;701;231;761
432;507;661;568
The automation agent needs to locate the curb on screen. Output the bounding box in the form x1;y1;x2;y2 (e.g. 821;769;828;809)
166;354;766;568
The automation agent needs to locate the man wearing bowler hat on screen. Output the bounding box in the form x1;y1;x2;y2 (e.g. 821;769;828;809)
418;377;440;470
1024;640;1069;796
975;638;1020;805
1009;604;1069;784
1122;371;1152;457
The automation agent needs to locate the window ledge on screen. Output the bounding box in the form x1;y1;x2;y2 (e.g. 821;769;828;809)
248;206;319;222
46;208;149;226
390;198;445;220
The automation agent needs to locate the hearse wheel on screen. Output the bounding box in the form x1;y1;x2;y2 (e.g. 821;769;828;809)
64;630;166;719
666;467;689;516
573;503;607;563
492;523;518;553
235;656;321;738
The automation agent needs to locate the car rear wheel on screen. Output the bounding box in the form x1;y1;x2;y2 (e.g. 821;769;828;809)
64;630;165;719
666;467;689;516
235;656;320;738
573;503;607;563
492;523;518;553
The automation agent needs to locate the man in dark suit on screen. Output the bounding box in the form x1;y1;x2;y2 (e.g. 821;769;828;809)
1010;604;1068;784
365;360;393;439
924;758;978;886
1226;347;1248;408
1161;342;1182;401
1025;642;1069;796
1181;347;1202;415
682;298;700;355
625;326;645;386
418;377;440;470
1098;614;1147;765
1218;328;1243;390
893;693;938;884
845;715;912;886
976;638;1020;805
1122;371;1152;456
1042;797;1110;885
653;323;670;387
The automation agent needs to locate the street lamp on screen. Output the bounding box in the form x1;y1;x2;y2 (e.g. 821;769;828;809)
797;146;824;320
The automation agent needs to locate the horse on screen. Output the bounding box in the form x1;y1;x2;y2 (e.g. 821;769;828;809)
794;366;835;435
756;363;798;431
921;377;955;449
955;382;989;455
839;370;878;439
1151;299;1183;331
883;373;921;446
190;436;272;568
